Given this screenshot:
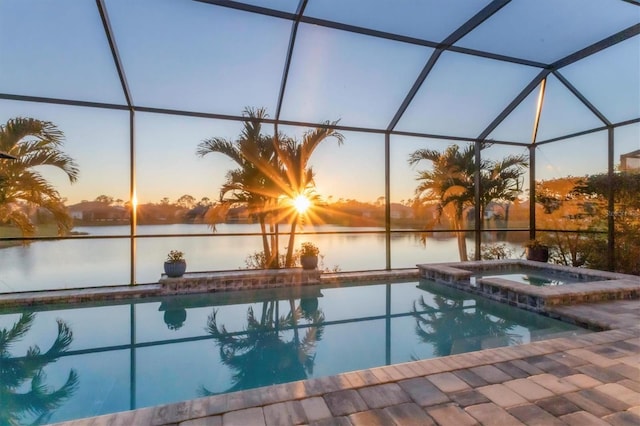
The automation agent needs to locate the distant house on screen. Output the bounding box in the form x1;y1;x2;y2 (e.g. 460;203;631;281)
620;149;640;171
390;203;414;219
68;201;128;222
184;205;209;223
226;206;250;223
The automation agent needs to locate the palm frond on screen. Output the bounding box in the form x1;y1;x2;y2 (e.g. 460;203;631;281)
0;313;36;352
0;117;64;153
196;138;242;164
13;141;79;183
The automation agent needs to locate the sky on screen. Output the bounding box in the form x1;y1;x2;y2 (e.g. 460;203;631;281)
0;0;638;205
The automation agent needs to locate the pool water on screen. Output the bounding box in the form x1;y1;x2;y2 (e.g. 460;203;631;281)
0;280;589;425
475;267;605;286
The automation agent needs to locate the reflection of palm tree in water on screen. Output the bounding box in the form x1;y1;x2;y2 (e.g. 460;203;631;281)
412;290;521;358
202;298;324;395
1;313;79;426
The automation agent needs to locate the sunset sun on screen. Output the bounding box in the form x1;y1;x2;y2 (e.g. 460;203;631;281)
293;194;311;214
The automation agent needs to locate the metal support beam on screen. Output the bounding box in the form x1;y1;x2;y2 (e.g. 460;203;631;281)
129;111;136;285
194;0;294;19
96;0;134;107
474;141;482;260
96;0;138;285
385;133;391;270
607;127;615;271
387;50;442;131
529;145;536;240
531;78;547;144
552;23;640;70
535;125;609;145
275;0;308;122
478;70;550;140
440;0;511;48
0;93;128;111
553;71;611;126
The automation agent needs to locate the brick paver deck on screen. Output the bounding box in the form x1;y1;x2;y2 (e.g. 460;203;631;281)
49;299;639;426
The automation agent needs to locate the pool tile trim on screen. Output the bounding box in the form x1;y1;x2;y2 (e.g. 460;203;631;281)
0;268;420;309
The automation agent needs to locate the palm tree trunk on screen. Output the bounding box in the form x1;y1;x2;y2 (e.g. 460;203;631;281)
499;203;511;240
504;203;510;228
268;220;278;268
445;204;468;261
258;215;272;267
454;216;468;261
285;214;299;267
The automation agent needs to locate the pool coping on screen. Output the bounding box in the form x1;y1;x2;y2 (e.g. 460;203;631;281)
0;268;421;309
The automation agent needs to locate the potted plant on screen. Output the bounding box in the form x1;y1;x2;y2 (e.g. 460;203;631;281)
524;239;549;262
299;242;319;270
164;250;187;277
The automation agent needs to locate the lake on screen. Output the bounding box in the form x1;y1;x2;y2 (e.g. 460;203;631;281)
0;224;526;293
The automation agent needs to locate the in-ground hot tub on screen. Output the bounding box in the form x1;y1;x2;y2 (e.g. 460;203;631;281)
470;265;611;286
417;259;640;315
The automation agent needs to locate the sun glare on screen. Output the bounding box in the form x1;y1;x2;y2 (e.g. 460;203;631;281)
293;195;311;214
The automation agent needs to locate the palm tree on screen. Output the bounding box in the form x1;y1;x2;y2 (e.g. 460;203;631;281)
409;144;476;261
0;313;79;425
479;153;528;231
0;117;79;236
409;143;527;261
197;107;282;267
276;124;343;266
197;108;342;268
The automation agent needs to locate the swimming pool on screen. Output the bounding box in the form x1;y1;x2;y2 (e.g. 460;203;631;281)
0;279;589;425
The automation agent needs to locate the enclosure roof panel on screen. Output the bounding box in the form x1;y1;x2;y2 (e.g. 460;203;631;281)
303;0;493;43
1;0;638;143
227;0;300;13
0;0;125;104
560;36;640;124
280;23;433;128
395;51;540;138
454;0;640;64
104;0;291;114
